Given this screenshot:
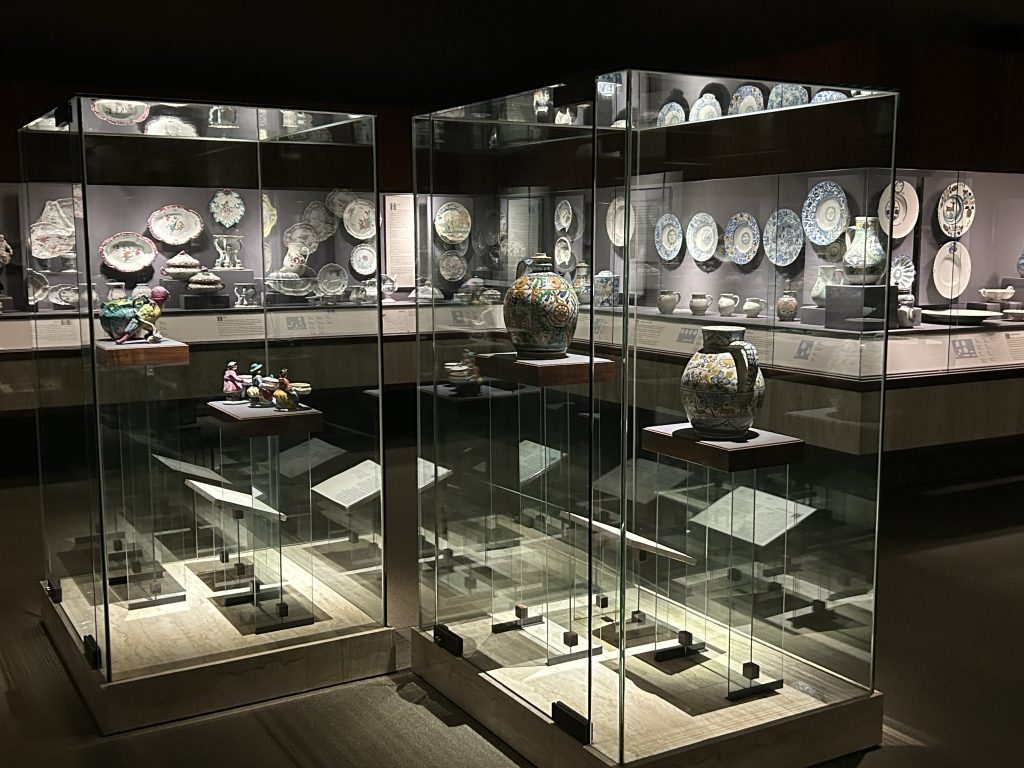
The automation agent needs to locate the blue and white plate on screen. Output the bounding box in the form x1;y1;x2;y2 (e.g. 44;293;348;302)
554;199;573;232
763;208;803;266
890;253;916;291
724;212;761;264
656;101;687;126
654;213;683;262
767;83;809;109
686;212;719;262
802;181;849;246
690;94;722;122
728;85;764;115
811;89;848;104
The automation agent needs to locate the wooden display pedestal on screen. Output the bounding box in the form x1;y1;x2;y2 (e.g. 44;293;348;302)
95;338;189;368
207;400;323;438
476;352;615;387
642;423;804;473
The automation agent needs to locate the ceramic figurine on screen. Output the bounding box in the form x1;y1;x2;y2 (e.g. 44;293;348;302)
843;217;886;284
246;363;273;407
98;286;170;344
272;368;302;410
571;263;591;305
776;289;799;321
718;293;739;316
657;290;681;314
811;265;843;307
742;298;767;318
689;293;711;315
679;325;765;439
503;252;580;359
223;361;245;399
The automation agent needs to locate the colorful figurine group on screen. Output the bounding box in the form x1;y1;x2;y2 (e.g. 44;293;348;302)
99;286;170;344
222;360;305;411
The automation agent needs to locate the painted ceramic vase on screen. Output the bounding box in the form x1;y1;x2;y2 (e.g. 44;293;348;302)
679;325;765;439
572;263;592;305
776;289;799;321
843;216;885;284
503;252;579;359
594;269;619;307
657;290;681;314
810;265;842;307
689;293;711;315
718;293;739;316
742;297;767;317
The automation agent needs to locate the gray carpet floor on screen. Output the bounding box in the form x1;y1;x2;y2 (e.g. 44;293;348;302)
1;481;1019;768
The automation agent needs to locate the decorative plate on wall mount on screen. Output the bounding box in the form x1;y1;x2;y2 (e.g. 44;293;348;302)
317;263;350;295
656;102;686;126
763;208;803;266
728;85;764;115
606;196;635;247
766;84;808;109
554;200;573;233
801;181;849;246
724;212;761;264
143;116;198;137
350;243;377;277
438;250;468;282
90;100;150;126
433;201;471;245
879;179;920;239
283;222;320;254
209;189;246;228
343;198;377;241
303;201;339;242
148;205;203;245
99;232;158;272
653;213;683;262
690;94;722;121
553;236;576;272
890;253;917;291
937;181;976;238
932;241;972;299
686;212;719;262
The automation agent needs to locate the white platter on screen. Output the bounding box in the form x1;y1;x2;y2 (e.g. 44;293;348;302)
343;198;377;241
879;179;920;239
606;196;635;247
433;201;470;244
147;205;203;245
921;308;999;326
763;208;803;266
686;212;719;262
932;241;972;299
937;181;976;238
99;231;158;272
654;213;683;262
438;250;468;282
350;243;377;277
690;93;722;121
209;189;246;228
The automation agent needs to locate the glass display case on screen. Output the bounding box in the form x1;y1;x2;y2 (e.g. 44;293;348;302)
22;97;391;730
415;73;895;767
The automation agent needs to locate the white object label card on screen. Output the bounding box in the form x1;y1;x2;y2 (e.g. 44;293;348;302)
314;458;453;509
383;194;415;287
693;486;816;547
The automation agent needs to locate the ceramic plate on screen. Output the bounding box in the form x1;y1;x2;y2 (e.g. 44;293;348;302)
553;236;575;272
554;199;573;232
879;179;920;239
656;102;686;126
438;250;468;282
802;181;849;245
90;99;150;126
890;253;917;291
811;90;848;104
143;116;198;137
690;93;722;121
606;196;635;247
49;284;79;306
283;222;319;254
343;198;377;241
262;194;278;238
433;201;470;244
932;241;972;299
303;201;339;242
30;223;75;261
147;205;203;245
921;308;999;326
26;269;49;304
728;85;764;115
937;181;976;238
654;213;683;262
99;231;158;272
350;243;377;277
317;263;350;295
724;212;761;264
686;212;719;262
763;208;803;266
325;188;355;218
767;83;808;109
209;189;246;228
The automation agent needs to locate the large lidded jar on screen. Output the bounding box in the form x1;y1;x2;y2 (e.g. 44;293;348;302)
679;325;766;439
503;252;580;359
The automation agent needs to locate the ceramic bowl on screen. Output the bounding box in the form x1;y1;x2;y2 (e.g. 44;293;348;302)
979;287;1015;302
1003;309;1024;321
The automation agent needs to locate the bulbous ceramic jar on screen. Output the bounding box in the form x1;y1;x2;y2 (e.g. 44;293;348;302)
843;216;885;284
679;325;765;439
689;293;711;315
503;252;579;359
810;265;842;307
657;290;681;314
776;289;799;321
572;262;592;305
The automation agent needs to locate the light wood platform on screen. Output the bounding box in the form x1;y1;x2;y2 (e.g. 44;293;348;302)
477;352;615;387
643;422;804;472
208;400;324;438
95;338;189;368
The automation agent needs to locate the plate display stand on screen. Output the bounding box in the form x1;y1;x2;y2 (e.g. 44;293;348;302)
642;423;804;699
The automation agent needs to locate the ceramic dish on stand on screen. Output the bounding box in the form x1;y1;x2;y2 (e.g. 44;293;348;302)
890;253;917;291
879;180;920;238
654;213;683;262
978;287;1014;302
686;212;720;262
656;102;686;126
209;189;246;228
147;205;203;246
90;100;150;126
767;83;808;109
932;241;972;299
438;250;468;282
690;93;722;121
350;243;377;277
802;181;849;245
606;196;635;247
724;212;761;265
938;181;976;238
921;308;999;326
99;232;158;272
763;208;803;266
